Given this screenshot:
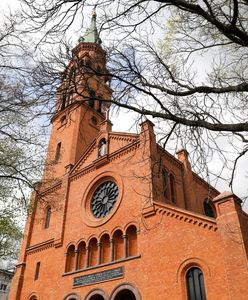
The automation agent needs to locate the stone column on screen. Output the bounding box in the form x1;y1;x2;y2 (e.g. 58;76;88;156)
86;246;90;268
74;250;79;270
97;242;102;265
110;239;114;261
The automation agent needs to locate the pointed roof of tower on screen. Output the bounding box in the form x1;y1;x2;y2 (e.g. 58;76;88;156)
79;8;102;44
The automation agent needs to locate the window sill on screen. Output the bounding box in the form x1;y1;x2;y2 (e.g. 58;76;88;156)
62;254;141;277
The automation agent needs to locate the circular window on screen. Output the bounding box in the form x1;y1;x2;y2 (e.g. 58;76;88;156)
91;181;119;218
81;172;123;227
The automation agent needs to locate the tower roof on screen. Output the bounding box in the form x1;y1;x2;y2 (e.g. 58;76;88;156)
79;9;102;44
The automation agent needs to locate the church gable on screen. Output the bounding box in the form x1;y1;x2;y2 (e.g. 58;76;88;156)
71;131;139;175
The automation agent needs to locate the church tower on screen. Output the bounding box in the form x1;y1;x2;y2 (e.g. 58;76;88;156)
10;11;248;300
43;10;111;181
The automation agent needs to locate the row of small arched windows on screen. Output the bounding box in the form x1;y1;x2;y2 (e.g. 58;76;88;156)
65;225;138;273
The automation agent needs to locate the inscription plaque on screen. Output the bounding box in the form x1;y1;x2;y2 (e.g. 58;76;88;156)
73;267;124;287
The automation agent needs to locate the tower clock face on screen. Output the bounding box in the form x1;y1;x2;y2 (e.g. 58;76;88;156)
91;181;119;218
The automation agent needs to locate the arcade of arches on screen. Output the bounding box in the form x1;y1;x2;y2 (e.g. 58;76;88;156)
65;285;140;300
65;225;138;273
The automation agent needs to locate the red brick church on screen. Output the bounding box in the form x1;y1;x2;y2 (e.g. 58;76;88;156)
10;11;248;300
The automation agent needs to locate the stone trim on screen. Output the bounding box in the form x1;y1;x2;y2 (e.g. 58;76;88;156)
70;141;140;182
150;203;218;231
63;255;140;277
26;239;54;255
110;283;142;300
38;182;62;197
84;289;109;300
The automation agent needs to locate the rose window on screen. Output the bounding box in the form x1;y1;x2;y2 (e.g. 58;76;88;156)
91;181;119;218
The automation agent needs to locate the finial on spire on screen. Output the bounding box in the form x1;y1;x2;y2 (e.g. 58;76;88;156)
78;7;102;44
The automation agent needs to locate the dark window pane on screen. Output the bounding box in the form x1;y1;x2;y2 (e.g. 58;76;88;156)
45;207;51;229
186;267;206;300
203;201;215;218
162;169;169;199
34;262;40;280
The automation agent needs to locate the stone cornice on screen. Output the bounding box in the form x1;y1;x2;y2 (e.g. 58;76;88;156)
146;202;218;231
38;181;62;197
26;239;55;255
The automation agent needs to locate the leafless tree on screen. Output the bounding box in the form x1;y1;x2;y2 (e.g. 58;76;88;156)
13;0;248;200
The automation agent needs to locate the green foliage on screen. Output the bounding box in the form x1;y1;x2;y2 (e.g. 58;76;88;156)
0;210;22;260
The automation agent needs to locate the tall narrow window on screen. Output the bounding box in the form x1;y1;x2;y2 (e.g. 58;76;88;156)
186;267;207;300
203;200;215;218
61;94;67;111
98;99;103;113
55;142;61;162
89;92;95;108
170;174;176;203
34;262;40;280
162;169;169;199
45;207;51;229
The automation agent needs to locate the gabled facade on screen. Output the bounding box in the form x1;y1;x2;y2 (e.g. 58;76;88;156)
10;12;248;300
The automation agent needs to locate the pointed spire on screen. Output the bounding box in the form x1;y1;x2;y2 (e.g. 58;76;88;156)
79;7;102;44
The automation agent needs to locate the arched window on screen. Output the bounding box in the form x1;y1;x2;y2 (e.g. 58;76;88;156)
77;241;86;270
162;169;169;199
98;138;107;157
203;199;215;218
113;289;136;300
44;207;51;229
126;225;138;257
65;245;75;273
113;230;124;260
89;238;98;267
100;234;110;264
186;267;207;300
170;174;176;203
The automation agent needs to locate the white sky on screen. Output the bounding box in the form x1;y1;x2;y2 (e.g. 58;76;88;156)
1;0;248;212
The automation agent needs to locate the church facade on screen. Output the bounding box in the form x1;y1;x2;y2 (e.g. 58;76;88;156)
10;12;248;300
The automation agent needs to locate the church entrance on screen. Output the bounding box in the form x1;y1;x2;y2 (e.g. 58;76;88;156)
113;289;136;300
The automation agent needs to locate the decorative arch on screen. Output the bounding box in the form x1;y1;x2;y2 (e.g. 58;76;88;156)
84;288;109;300
176;257;211;300
100;233;111;264
110;226;123;238
88;237;98;267
113;229;124;260
126;225;138;257
77;240;87;270
63;293;81;300
110;283;142;300
65;244;76;273
27;293;39;300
